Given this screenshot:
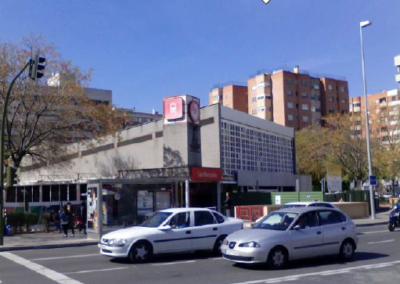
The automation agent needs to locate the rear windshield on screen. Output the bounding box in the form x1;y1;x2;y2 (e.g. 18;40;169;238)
280;204;306;209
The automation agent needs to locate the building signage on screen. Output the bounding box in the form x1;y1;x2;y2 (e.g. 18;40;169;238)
326;162;342;192
188;100;200;124
164;97;184;120
190;167;222;182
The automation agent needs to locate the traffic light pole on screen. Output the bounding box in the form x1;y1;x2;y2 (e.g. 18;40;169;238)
0;62;29;246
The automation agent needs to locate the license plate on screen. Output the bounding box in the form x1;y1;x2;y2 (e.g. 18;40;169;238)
226;249;240;256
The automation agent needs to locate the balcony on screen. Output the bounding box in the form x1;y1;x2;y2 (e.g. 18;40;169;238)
395;55;400;67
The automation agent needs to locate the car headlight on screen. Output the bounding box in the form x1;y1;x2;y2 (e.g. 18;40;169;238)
239;241;260;248
222;239;229;246
108;239;128;247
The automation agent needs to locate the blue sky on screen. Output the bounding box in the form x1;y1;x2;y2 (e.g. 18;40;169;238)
1;0;399;113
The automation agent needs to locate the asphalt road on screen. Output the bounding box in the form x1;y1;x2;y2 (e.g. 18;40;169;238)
1;225;400;284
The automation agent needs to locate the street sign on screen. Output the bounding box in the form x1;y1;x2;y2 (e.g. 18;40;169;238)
369;175;377;186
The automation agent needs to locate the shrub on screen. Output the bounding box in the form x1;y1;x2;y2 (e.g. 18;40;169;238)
25;213;38;232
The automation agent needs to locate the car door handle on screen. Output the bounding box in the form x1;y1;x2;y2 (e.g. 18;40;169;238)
342;227;346;231
317;231;322;235
186;231;191;234
213;228;218;231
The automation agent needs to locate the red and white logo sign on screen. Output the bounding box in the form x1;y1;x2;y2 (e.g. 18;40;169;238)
188;100;200;123
191;167;222;182
164;97;184;120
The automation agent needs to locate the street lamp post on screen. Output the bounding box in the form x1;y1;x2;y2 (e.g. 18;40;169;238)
360;20;376;220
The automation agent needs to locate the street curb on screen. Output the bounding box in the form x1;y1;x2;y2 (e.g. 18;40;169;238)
0;241;99;252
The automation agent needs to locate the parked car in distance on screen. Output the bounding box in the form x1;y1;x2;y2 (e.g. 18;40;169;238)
279;201;337;209
99;208;243;263
221;207;357;269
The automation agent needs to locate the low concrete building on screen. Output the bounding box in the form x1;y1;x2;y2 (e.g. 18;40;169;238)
8;95;310;235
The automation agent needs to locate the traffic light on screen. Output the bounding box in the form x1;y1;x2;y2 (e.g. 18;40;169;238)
6;166;17;188
29;54;46;80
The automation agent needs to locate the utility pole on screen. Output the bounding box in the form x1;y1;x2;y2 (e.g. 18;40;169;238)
0;54;45;246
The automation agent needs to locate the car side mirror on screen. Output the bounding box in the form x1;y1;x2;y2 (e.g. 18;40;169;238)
159;225;172;231
293;224;304;230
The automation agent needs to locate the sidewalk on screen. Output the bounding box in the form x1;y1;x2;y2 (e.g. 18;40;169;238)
0;231;98;252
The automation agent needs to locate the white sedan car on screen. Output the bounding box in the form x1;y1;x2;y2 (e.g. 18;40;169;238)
221;207;358;269
99;208;243;262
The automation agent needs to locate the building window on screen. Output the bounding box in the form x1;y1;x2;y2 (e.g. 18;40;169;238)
286;90;293;96
301;81;308;87
257;95;265;100
252;97;257;102
329;97;334;102
301;93;308;98
251;86;257;91
302;116;309;122
285;79;292;85
288;114;294;121
252;109;257;114
340;86;346;92
301;104;309;110
329;109;335;113
287;102;294;109
341;99;346;104
328;85;333;91
258;107;266;112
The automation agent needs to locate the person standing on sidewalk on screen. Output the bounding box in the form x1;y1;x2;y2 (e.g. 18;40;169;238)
79;201;87;235
60;205;75;237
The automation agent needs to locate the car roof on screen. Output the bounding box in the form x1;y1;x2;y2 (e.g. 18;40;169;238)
284;201;330;206
275;206;340;214
159;207;213;213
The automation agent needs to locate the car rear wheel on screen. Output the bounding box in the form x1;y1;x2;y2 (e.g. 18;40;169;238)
128;242;152;263
267;247;288;269
339;240;355;261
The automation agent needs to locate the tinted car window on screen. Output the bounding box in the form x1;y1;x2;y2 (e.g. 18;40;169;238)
318;211;345;225
169;212;191;229
309;203;334;208
211;211;225;224
280;204;306;209
295;211;319;228
195;211;215;226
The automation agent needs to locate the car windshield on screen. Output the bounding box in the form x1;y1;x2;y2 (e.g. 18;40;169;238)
280;204;306;209
255;212;298;231
139;212;173;228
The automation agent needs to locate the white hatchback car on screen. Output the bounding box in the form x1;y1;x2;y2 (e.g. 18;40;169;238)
222;207;358;269
99;208;243;262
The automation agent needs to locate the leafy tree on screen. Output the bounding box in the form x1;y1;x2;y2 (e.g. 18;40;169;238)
0;36;126;169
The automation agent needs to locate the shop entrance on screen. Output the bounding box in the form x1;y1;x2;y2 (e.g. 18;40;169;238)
189;182;217;208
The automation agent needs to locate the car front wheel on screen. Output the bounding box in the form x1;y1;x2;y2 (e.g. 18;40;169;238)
267;247;288;269
128;242;153;263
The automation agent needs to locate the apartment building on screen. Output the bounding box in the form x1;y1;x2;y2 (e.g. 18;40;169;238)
247;67;349;131
349;55;400;143
209;85;248;113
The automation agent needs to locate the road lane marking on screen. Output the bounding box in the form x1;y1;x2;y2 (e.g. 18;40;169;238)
359;230;389;235
229;259;400;284
0;252;84;284
152;260;196;266
368;239;395;245
64;267;128;275
212;257;224;260
32;254;100;261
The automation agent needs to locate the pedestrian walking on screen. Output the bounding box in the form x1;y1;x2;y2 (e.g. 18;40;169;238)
223;192;232;217
60;205;75;237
